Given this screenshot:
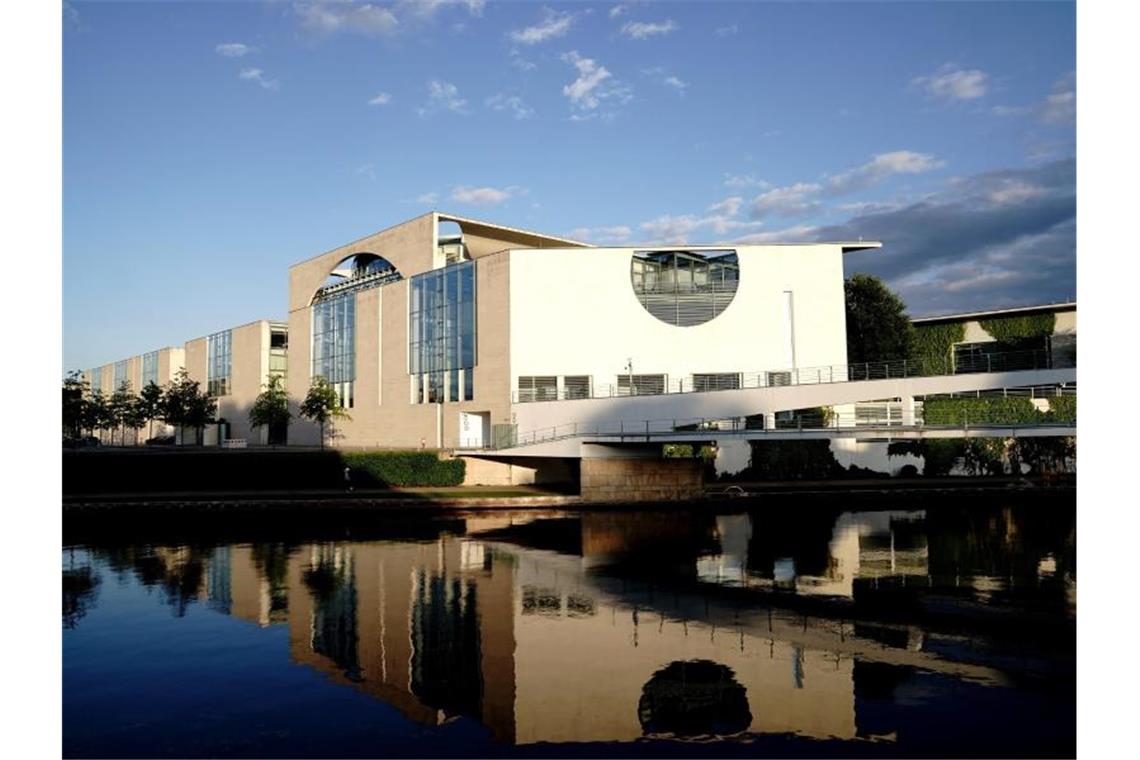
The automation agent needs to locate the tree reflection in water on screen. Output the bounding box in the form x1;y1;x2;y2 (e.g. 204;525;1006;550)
638;660;752;739
62;549;101;629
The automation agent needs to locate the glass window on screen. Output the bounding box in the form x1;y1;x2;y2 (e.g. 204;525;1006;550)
563;376;592;400
113;360;130;391
311;293;355;407
141;351;159;387
692;373;741;392
617;374;666;396
409;261;476;403
517;376;558;402
207;330;232;397
631;250;739;327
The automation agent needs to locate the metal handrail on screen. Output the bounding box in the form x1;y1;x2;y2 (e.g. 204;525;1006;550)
462;403;1077;451
510;349;1069;404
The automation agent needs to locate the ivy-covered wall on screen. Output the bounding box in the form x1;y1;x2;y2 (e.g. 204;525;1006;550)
909;322;965;375
978;313;1056;342
923;396;1076;425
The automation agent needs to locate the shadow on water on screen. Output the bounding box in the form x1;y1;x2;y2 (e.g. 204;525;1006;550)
63;492;1075;758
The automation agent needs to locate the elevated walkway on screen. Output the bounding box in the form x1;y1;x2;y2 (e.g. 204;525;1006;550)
460;362;1076;459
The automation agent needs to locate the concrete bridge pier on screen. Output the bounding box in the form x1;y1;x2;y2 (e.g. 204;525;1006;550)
578;444;705;503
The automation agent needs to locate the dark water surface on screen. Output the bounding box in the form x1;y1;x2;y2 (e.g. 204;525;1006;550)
63;495;1075;758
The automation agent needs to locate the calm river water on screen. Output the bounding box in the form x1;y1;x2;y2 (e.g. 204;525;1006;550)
63;495;1075;758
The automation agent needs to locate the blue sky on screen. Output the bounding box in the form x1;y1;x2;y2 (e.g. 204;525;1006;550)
63;1;1076;372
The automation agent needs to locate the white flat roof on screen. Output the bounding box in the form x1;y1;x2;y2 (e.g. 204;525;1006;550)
912;301;1076;324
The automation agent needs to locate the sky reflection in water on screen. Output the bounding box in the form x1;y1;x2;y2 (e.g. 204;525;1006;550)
63;500;1075;758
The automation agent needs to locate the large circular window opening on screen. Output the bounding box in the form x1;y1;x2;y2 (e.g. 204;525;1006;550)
631;250;739;327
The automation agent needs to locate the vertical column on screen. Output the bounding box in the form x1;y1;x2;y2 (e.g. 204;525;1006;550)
901;396;916;426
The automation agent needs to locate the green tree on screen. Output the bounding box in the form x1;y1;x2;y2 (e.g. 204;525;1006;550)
85;389;112;441
249;374;292;445
844;273;914;366
137;381;166;441
300;376;350;449
163;369;217;445
109;381;139;446
62;371;89;440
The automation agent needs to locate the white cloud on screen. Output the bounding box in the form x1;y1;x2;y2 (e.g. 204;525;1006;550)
750;183;823;219
568;225;632;244
355;163;376;180
825;150;945;195
642;67;686;93
510;8;574;45
621;19;678;39
451;185;512;205
724;173;770;190
730;225;820;244
294;2;399;37
714;24;738;37
745;151;943;219
396;0;486;19
609;4;629;19
239;68;280;91
418;79;468;115
561;51;631;114
913;64;989;101
416;192;439;204
368;92;392;106
1040;73;1075;126
485;93;535;119
707;196;743;217
638;194;765;244
216;43;257;58
991;73;1075;128
986;180;1048;206
508;48;537;71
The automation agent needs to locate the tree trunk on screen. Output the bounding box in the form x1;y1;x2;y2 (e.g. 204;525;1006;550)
320;421;325;450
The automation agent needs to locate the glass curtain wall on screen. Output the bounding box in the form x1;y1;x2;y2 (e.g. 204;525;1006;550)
311;293;355;408
113;360;129;390
409;261;476;403
207;330;232;397
141;351;159;387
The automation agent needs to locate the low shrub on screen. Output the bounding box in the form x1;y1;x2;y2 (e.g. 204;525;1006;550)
341;451;465;487
63;448;466;494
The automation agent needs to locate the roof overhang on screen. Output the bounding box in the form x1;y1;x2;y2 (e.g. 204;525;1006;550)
912;301;1077;324
837;241;883;253
438;212;593;249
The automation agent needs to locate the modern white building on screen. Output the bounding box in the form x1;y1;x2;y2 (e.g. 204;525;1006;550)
285;212;880;455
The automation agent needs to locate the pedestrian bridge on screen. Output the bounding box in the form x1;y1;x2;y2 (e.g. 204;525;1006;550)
457;357;1075;459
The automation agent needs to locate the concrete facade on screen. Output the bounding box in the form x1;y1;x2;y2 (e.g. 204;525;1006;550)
80;213;877;472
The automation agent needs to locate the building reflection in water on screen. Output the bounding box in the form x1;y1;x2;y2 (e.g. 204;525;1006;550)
70;502;1075;748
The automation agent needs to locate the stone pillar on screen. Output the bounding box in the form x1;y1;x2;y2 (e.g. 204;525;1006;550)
901;396;916;426
579;457;704;503
764;412;777;430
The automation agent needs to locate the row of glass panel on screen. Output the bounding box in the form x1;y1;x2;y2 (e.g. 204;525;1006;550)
309;261;478;408
516;372;763;401
207;329;233;397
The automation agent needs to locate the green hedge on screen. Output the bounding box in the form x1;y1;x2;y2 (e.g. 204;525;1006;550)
341;451;465;487
1047;396;1076;423
923;396;1042;425
64;449;465;494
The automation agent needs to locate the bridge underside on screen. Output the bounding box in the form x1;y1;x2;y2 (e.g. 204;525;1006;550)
460;424;1077;460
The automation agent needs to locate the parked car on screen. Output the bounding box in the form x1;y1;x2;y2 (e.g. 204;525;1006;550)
63;436;101;448
145;435;176;446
